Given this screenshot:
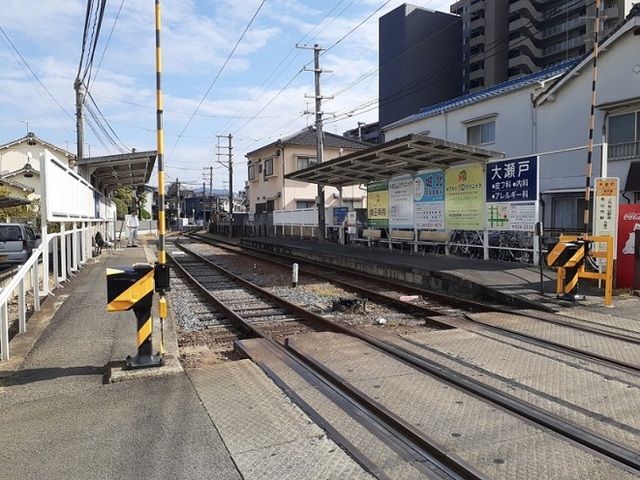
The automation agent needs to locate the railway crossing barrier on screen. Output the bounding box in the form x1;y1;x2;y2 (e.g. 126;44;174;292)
107;264;163;369
546;234;614;306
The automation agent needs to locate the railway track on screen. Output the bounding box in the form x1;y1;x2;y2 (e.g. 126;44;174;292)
186;233;640;375
168;239;640;475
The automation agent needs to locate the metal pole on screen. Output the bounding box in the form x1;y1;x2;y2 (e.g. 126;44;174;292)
154;0;170;354
583;0;601;234
73;79;85;168
313;44;325;242
228;133;233;238
209;165;213;223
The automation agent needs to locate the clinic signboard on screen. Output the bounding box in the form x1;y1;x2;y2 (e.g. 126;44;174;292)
445;164;484;230
389;176;414;229
414;171;445;230
367;181;389;228
485;156;538;231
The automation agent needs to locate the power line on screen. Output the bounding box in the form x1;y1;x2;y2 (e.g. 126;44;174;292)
91;0;125;88
167;0;267;161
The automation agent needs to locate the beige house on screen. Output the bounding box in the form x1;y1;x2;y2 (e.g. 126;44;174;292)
0;132;76;198
246;127;370;214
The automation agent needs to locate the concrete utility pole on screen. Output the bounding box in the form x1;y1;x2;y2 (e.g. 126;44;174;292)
176;178;181;220
73;78;85;167
299;43;332;242
217;134;233;237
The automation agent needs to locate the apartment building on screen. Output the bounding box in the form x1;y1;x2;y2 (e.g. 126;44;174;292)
451;0;635;93
246;127;370;214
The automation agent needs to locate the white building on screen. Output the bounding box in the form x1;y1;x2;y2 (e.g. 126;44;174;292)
384;9;640;230
0;132;75;198
246;127;370;214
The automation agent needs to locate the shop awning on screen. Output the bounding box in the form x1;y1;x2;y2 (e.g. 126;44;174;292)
285;134;504;187
78;150;156;193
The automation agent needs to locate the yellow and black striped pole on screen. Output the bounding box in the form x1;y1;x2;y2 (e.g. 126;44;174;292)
583;0;601;233
154;0;171;349
107;265;162;368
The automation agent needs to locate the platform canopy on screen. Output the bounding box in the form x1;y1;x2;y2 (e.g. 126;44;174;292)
78;150;156;192
285;134;504;187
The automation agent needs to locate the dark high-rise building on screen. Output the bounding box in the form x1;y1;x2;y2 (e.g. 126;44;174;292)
378;5;462;128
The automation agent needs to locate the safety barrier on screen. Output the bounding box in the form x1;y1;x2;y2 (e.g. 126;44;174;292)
547;234;614;306
0;246;43;360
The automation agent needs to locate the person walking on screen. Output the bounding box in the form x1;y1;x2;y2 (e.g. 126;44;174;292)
126;212;140;247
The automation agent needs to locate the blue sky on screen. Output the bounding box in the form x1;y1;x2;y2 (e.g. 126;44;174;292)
1;0;451;192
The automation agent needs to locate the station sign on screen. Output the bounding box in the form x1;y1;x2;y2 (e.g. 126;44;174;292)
414;171;445;230
445;164;484;230
485;156;539;231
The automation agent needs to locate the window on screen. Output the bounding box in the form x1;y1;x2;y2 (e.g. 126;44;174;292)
248;164;256;181
296;200;315;209
467;120;495;146
0;226;22;241
296;156;318;170
608;112;640;160
264;158;274;177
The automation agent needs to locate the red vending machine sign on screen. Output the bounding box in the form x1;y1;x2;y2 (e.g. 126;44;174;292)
616;204;640;288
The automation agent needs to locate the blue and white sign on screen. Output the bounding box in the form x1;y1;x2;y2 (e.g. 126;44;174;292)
332;206;348;226
486;156;538;202
486;156;539;231
414;171;445;230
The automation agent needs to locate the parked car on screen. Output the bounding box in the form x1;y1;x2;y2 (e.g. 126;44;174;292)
0;224;41;268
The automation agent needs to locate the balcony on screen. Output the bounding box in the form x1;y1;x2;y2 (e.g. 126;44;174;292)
608;141;640;161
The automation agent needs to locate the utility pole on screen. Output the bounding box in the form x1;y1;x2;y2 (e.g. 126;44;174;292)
217;134;233;237
176;178;181;221
202;165;214;223
202;181;206;223
299;43;332;242
73;78;85;168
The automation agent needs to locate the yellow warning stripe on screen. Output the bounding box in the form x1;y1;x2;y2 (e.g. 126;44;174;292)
137;317;153;347
564;271;580;294
546;242;566;267
564;246;585;268
107;269;155;311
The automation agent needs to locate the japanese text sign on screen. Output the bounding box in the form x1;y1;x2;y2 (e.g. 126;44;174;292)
486;156;538;202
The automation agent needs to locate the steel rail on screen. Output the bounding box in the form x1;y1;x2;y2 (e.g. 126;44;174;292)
187;234;640;373
167;245;483;480
171;240;640;472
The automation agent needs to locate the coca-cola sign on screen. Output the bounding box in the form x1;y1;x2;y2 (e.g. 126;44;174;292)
617;204;640;288
623;212;640;222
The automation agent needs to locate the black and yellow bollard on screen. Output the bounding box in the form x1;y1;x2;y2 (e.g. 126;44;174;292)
107;264;163;369
547;239;589;301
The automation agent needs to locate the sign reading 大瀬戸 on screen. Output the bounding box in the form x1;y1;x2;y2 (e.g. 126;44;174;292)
367;181;389;228
485;156;538;231
414;171;445;230
445;164;484;230
389;176;414;229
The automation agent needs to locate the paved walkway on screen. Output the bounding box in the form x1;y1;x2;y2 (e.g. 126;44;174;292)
0;246;241;480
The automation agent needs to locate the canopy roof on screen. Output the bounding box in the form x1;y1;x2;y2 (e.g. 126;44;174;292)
78;150;156;192
285;134;504;186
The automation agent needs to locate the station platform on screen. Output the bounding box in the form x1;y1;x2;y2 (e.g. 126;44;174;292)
0;239;372;480
233;235;565;311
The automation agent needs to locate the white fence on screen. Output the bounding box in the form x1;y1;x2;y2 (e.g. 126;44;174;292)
0;151;118;361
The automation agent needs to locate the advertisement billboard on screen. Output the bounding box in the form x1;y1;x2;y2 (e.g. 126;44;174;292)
414;171;445;230
616;204;640;288
485;156;538;231
389;176;414;229
445;164;484;230
367;181;389;228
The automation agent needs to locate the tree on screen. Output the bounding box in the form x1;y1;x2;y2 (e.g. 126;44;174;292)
111;187;149;219
0;186;40;224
